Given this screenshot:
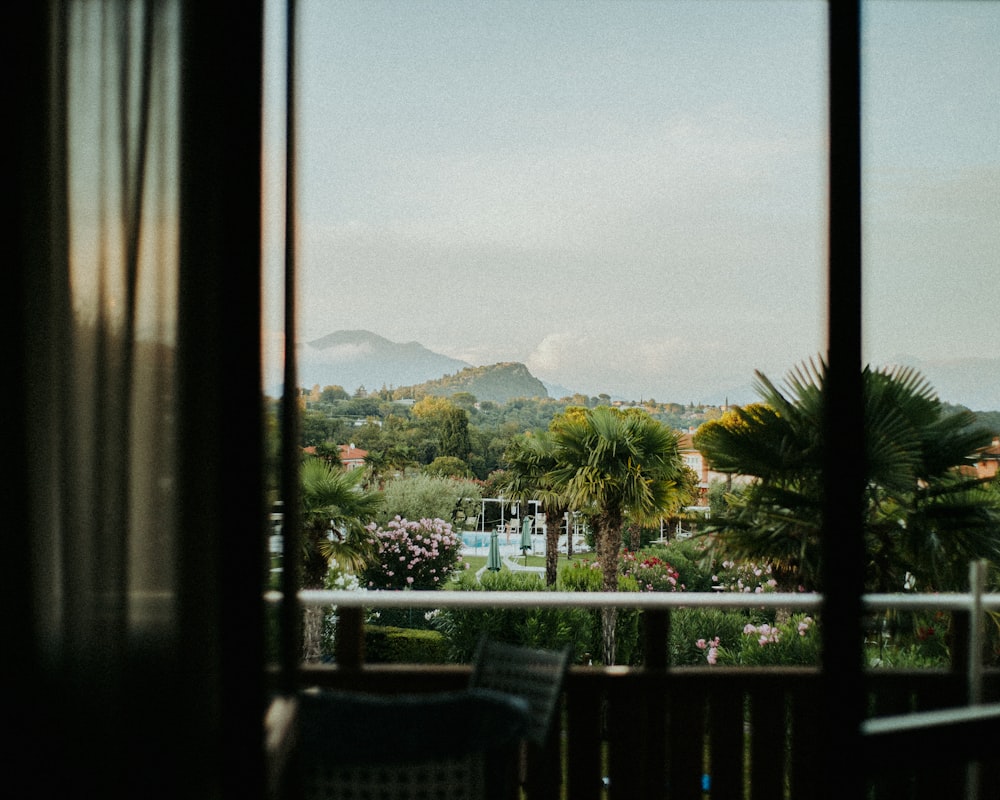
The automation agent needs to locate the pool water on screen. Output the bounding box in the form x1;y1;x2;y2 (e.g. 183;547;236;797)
461;532;492;548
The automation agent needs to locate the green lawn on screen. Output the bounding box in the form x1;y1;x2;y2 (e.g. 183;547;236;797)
460;552;596;573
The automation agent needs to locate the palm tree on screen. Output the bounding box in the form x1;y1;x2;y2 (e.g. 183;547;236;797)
549;406;684;664
694;359;1000;592
300;456;384;588
624;464;701;550
498;430;568;586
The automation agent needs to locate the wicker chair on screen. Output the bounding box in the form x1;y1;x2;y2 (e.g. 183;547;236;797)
468;636;571;747
297;688;530;800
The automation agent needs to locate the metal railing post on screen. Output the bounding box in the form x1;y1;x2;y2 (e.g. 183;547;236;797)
966;559;987;800
968;559;986;707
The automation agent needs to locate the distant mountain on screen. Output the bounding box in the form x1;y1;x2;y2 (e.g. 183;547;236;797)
541;380;577;400
399;362;549;404
298;330;471;393
293;330;999;413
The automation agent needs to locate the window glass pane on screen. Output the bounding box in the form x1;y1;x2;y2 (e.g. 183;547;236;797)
862;0;1000;412
263;0;287;510
291;0;827;407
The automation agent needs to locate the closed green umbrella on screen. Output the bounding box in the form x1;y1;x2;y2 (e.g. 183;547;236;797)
486;529;502;572
520;516;533;564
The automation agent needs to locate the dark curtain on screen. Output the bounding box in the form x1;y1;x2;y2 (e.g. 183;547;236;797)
8;2;267;797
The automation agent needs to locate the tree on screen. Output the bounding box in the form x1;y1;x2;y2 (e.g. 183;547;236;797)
300;456;384;588
412;396;472;461
626;464;700;550
425;455;474;479
450;391;478;410
549;406;684;663
320;384;350;402
300;409;348;447
694;359;1000;592
498;430;569;586
379;472;482;528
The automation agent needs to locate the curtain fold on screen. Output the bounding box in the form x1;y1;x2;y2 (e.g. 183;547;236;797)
34;2;184;794
60;0;179;670
12;2;267;797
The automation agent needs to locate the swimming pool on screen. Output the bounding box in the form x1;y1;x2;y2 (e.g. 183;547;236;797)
461;531;492;548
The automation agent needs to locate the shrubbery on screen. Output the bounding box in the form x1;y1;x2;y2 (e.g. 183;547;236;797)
324;528;960;669
431;571;595;663
364;625;450;664
618;551;684;591
359;516;467;590
669;607;766;666
378;474;482;525
641;537;717;591
555;559;643;664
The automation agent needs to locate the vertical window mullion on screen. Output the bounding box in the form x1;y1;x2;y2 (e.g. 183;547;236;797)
823;2;865;799
278;0;302;692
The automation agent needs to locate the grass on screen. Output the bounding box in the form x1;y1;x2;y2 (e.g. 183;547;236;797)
450;551;597;589
461;552;596;571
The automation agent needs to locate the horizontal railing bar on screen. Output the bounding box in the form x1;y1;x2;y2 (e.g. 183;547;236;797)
267;589;1000;612
286;590;822;609
862;702;1000;737
866;594;1000;611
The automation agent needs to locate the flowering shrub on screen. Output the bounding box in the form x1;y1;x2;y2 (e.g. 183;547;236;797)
644;538;718;591
618;551;684;591
359;516;467;591
693;613;820;666
558;559;604;591
865;610;952;668
670;608;753;665
324;558;364;593
736;614;819;665
695;636;721;665
319;559;367;659
710;559;784;594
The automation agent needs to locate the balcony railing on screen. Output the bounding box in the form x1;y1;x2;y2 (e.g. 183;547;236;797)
269;589;1000;800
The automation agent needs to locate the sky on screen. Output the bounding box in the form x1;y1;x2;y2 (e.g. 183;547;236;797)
264;0;999;408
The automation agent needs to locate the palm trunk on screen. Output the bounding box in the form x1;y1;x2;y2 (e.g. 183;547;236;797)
595;510;623;664
627;521;642;552
302;606;325;663
544;508;562;586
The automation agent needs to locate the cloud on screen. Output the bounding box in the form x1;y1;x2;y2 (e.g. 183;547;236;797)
306;342;374;363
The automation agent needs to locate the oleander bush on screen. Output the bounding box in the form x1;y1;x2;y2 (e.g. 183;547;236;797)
359;516;467;591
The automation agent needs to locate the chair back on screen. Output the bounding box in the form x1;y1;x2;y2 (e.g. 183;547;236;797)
296;688;529;800
468;637;571;746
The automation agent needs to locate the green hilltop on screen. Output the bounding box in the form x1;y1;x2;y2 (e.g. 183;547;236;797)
392;362;549;404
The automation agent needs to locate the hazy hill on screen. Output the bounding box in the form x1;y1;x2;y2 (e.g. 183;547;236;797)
294;330;998;415
298;330;470;393
395;362;549;404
